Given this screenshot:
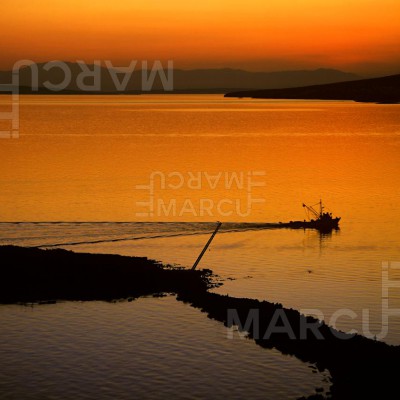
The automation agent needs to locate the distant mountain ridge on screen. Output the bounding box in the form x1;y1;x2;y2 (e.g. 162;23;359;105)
224;74;400;103
0;62;361;93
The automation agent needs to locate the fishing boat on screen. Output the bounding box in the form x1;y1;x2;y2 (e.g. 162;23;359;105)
287;200;340;231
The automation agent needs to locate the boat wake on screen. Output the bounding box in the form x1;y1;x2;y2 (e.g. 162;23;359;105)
0;222;280;248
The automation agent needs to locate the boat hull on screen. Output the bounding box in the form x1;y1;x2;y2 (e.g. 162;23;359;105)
287;217;341;231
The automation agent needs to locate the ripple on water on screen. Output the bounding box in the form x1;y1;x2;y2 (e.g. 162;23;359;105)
0;296;330;400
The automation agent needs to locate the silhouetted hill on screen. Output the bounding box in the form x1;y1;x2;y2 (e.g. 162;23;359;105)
0;62;360;93
170;67;360;91
225;74;400;103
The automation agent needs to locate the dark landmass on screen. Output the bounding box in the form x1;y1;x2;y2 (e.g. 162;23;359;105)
225;74;400;104
179;290;400;399
0;62;360;94
0;246;212;303
0;85;246;95
1;245;399;399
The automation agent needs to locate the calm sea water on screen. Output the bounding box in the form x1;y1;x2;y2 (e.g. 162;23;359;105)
1;95;400;398
0;297;330;400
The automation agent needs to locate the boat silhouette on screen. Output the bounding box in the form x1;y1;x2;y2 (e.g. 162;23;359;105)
286;200;341;231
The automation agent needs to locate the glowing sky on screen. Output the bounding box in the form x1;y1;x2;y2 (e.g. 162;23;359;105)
2;0;400;74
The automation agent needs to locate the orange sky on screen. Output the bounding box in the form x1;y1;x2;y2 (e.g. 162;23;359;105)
2;0;400;74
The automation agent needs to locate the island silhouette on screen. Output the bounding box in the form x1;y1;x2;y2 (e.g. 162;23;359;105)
0;63;360;94
225;73;400;104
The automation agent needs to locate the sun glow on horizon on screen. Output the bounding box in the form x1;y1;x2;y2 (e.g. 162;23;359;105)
2;0;400;74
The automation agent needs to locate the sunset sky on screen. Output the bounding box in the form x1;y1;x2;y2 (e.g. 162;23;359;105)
2;0;400;75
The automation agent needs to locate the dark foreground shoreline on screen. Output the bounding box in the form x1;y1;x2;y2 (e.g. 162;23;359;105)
1;245;399;399
0;245;213;303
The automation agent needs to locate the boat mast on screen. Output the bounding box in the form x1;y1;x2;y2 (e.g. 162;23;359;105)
191;221;222;270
